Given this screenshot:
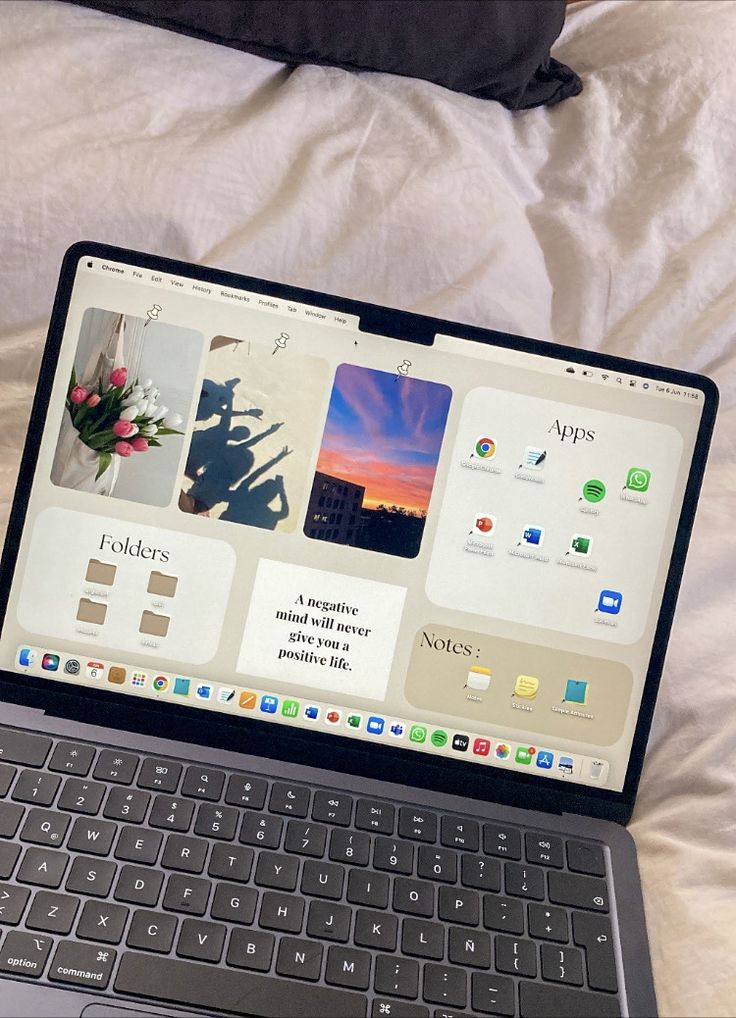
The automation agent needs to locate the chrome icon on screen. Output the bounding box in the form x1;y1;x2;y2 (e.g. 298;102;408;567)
475;436;497;459
153;676;169;692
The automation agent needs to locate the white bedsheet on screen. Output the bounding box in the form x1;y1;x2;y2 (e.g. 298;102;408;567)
1;1;734;1013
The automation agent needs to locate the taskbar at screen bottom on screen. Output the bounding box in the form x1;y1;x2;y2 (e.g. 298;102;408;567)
13;645;612;789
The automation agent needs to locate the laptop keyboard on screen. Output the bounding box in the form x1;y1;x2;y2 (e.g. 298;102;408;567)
0;726;621;1017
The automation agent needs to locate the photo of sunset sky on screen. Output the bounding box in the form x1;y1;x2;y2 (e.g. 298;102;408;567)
305;364;452;557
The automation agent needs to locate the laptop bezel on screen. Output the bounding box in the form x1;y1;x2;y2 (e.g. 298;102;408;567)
0;241;719;825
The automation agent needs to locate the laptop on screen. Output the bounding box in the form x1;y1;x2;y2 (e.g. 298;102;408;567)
0;242;717;1018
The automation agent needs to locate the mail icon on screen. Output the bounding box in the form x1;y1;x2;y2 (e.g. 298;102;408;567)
139;611;170;638
85;558;117;586
77;598;107;625
147;571;178;598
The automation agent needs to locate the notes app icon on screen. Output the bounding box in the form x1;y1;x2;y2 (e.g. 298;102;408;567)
147;571;178;598
514;675;539;699
77;598;107;625
85;559;117;586
466;666;491;691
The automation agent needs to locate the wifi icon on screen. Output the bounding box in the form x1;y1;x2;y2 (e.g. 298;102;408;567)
582;479;607;503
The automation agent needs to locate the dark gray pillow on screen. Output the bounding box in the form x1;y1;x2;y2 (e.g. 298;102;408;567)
70;0;581;110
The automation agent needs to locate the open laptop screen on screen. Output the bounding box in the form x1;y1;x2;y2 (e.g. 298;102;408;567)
0;253;708;794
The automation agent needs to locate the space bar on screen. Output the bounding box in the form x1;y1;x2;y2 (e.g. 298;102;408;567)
114;952;368;1017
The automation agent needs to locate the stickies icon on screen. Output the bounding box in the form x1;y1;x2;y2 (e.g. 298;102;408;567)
85;558;117;586
139;611;170;638
147;571;178;598
514;675;539;699
77;598;107;626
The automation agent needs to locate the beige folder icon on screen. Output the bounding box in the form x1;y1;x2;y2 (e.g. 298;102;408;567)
77;598;107;625
85;558;117;586
147;571;178;598
140;611;170;638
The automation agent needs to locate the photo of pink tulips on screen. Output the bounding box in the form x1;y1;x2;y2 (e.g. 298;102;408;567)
65;365;184;480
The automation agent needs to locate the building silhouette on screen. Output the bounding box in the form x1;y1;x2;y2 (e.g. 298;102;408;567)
304;471;365;545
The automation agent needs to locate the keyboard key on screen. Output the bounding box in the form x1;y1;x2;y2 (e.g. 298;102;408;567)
438;886;480;926
93;749;139;785
441;816;479;852
208;843;254;883
347;869;389;910
373;836;414;874
483;894;524;935
26;891;79;934
483;824;521;860
162;834;208;874
448;927;491;968
285;819;328;858
276;936;323;981
48;742;95;776
461;854;501;892
259;890;304;933
162;874;211;916
104;787;150;824
17;847;69;887
77;900;129;944
0;801;25;837
495;935;537;977
572;911;618;993
541;943;584;985
417;847;457;883
270;782;310;818
548;871;609;912
182;766;225;802
306;900;351;942
225;773;268;810
398;807;438;843
518;980;621;1017
0;730;51;768
0;763;16;797
325;945;371;990
66;855;117;897
194;803;238;840
471;972;515;1016
0;930;52;977
255;851;299;891
0;882;30;924
115;825;162;864
114;865;164;907
525;833;563;868
126;908;177;952
138;758;182;793
330;828;370;866
240;813;282;849
227;928;275;972
312;790;353;826
355;798;394;835
177;918;226;963
423;964;467;1008
149;795;195;833
394;878;435;917
374;954;419;998
354;909;398;951
12;770;60;806
210;882;258;925
0;842;21;879
301;859;345;900
57;778;106;815
372;1001;428;1017
68;817;116;856
505;862;545;900
116;952;368;1015
528;903;568;942
567;840;606;878
49;941;115;989
20;807;70;847
402;918;444;959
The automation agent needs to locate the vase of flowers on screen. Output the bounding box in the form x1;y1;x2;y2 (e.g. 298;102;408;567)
50;366;184;494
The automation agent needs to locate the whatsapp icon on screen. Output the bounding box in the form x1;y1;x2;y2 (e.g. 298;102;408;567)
626;467;651;493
